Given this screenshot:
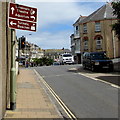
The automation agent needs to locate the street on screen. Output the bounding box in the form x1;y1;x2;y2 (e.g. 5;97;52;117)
1;1;120;120
35;65;119;118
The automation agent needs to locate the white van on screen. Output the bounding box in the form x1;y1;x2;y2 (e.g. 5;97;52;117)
59;53;74;65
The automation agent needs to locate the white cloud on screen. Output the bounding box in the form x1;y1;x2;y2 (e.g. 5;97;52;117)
37;3;92;27
23;30;72;49
15;2;98;28
16;0;107;3
16;2;106;49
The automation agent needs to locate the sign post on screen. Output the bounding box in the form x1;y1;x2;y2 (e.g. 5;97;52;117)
10;29;16;110
9;2;37;110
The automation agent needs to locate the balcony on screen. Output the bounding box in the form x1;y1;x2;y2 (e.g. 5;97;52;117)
74;30;80;39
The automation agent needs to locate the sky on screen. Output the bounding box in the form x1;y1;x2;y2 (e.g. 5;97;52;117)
16;0;108;50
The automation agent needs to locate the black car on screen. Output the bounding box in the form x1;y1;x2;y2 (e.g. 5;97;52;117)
82;52;113;71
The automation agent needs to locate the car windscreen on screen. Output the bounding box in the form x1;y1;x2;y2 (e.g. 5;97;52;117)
91;53;108;60
63;54;72;57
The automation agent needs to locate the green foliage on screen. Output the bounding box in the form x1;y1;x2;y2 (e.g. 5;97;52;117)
112;1;120;18
32;57;54;66
112;1;120;40
112;22;120;39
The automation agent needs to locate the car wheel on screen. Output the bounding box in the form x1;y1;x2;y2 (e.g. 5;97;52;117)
109;66;114;72
83;64;86;69
91;65;95;72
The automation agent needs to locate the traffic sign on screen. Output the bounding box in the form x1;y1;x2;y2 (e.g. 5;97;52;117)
9;3;37;22
9;18;36;32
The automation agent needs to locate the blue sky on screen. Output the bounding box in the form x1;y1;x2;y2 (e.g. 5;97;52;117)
16;1;107;49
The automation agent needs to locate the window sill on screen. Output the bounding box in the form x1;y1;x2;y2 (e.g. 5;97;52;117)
84;49;89;51
96;48;102;50
95;31;101;33
83;32;88;34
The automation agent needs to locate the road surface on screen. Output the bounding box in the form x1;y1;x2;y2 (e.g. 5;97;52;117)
35;65;118;118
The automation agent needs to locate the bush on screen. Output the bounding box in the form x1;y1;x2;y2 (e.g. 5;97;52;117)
32;57;54;66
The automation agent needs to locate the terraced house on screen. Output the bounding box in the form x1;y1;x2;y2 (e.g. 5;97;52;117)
71;2;120;63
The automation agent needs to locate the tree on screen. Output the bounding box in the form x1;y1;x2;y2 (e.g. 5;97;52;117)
112;1;120;40
32;57;54;66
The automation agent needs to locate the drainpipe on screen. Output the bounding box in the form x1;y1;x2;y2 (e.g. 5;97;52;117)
10;29;16;110
112;31;116;58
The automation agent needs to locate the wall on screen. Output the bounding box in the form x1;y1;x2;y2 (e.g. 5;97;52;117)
0;1;12;119
80;19;119;59
0;2;2;119
2;2;7;118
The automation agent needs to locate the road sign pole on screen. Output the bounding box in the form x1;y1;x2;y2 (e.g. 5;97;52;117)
9;3;37;110
10;29;16;110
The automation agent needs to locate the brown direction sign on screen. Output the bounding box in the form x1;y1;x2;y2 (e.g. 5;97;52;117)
9;18;36;32
9;3;37;22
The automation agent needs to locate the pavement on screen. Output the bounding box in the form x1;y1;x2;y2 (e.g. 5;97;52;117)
111;57;120;72
69;65;120;87
3;68;62;119
3;63;120;119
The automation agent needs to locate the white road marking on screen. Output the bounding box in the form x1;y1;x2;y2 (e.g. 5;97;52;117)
78;73;120;89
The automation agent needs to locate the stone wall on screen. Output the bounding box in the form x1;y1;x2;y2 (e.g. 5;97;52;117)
0;1;12;119
0;2;2;119
80;19;119;59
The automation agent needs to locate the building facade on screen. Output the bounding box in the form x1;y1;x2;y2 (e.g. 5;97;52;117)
30;44;44;61
0;1;15;119
44;49;71;61
71;2;120;64
19;42;44;66
71;16;86;64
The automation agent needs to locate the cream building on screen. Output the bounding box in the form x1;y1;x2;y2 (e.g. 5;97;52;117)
71;16;86;63
80;3;120;59
71;2;120;62
30;44;44;61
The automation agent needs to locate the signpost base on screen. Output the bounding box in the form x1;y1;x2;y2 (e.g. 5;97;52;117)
10;67;16;110
10;102;16;110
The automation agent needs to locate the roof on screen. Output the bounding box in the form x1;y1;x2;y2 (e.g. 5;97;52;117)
80;2;117;23
44;49;71;53
73;16;87;26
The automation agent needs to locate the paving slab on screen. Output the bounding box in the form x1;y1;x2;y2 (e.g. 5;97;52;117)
3;68;62;119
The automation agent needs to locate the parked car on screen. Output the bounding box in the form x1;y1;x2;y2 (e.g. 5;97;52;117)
82;52;113;72
53;62;60;66
59;53;74;65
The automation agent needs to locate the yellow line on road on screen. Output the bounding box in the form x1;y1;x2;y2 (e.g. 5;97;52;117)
34;69;77;120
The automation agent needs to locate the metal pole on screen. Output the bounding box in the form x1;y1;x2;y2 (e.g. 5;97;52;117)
112;31;116;58
25;37;27;67
10;29;16;110
18;37;21;74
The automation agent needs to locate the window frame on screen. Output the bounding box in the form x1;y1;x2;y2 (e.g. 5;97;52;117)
95;36;102;50
83;24;87;33
84;40;88;50
74;25;79;35
95;22;101;32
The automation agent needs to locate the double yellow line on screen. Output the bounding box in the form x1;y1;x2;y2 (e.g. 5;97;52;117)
34;69;77;120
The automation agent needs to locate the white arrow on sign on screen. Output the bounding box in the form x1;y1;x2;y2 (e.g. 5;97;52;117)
11;7;15;15
10;21;17;26
30;16;35;21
